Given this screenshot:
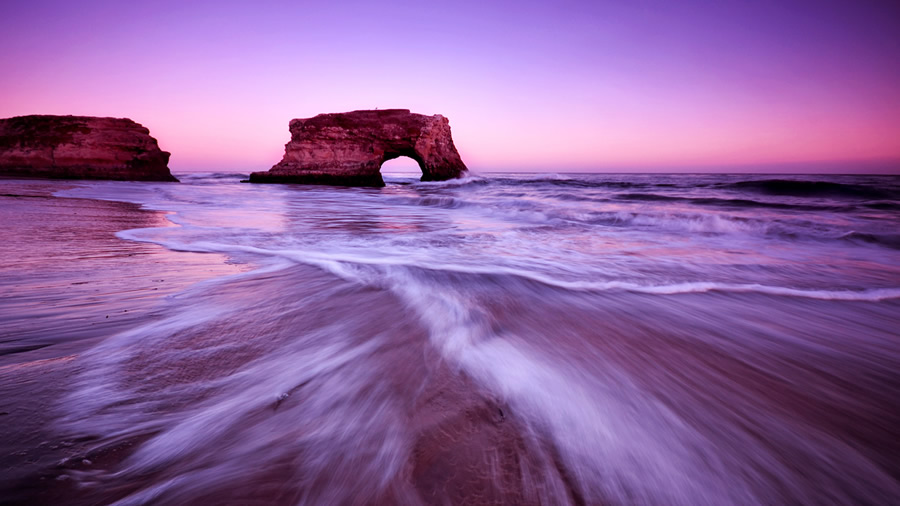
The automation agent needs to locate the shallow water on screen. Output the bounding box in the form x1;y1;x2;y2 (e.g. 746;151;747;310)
8;172;900;504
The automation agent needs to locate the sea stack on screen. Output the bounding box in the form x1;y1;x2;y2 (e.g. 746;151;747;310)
0;115;178;182
250;109;468;186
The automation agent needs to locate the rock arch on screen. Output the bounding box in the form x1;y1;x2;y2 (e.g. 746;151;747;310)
249;109;468;186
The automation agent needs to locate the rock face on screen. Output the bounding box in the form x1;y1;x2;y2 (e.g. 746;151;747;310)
250;109;467;186
0;115;177;182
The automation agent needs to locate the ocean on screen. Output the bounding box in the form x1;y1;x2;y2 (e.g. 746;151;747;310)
2;172;899;504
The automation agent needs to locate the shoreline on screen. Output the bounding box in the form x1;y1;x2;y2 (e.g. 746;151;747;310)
0;179;576;505
2;175;898;504
0;179;246;500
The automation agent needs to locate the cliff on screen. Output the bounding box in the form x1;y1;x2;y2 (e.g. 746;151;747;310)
249;109;467;186
0;115;178;182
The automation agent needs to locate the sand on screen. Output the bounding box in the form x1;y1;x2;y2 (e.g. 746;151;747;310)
0;180;245;503
0;180;567;505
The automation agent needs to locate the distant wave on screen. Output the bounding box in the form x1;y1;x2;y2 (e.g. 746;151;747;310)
462;176;680;190
421;176;900;202
408;173;488;187
615;192;852;211
839;231;900;250
720;179;897;199
863;201;900;211
413;173;665;189
407;195;468;209
176;172;248;183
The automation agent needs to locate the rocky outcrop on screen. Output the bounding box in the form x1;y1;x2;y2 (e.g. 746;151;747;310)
250;109;467;186
0;115;177;182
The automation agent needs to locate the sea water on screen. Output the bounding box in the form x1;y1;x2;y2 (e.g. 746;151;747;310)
38;173;900;504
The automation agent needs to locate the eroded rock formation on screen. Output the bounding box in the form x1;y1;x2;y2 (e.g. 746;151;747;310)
250;109;467;186
0;115;177;182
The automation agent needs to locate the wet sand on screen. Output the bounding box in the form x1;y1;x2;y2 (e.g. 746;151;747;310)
0;180;246;503
4;175;898;505
0;181;565;505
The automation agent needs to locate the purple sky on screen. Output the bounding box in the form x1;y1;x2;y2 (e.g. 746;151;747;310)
2;0;899;173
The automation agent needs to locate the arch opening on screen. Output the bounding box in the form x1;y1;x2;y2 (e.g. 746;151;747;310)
380;154;425;177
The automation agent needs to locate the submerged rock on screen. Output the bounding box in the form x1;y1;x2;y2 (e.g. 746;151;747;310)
250;109;468;186
0;115;177;182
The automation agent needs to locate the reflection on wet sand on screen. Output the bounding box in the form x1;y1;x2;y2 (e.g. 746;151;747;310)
0;180;245;499
2;173;899;505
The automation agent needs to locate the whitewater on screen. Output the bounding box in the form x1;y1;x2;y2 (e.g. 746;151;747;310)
4;172;899;505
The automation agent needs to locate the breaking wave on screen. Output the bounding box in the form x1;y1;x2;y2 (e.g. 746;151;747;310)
35;172;900;505
719;178;898;199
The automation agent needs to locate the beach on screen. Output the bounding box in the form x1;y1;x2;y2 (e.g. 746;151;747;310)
0;178;571;504
1;173;899;505
0;180;245;503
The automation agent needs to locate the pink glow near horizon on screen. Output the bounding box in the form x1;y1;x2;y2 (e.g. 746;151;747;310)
1;0;899;173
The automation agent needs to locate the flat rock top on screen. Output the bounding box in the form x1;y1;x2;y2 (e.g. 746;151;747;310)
0;115;149;145
289;109;444;131
0;115;177;182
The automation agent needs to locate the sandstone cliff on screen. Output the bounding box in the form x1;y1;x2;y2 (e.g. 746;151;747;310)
0;115;177;182
250;109;467;186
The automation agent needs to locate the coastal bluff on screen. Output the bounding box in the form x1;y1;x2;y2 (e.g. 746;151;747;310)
0;115;177;182
249;109;467;186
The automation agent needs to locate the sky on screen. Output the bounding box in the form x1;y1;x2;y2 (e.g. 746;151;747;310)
1;0;899;173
